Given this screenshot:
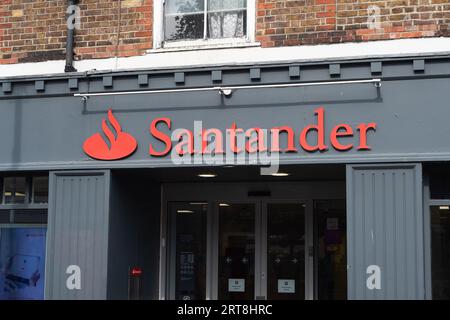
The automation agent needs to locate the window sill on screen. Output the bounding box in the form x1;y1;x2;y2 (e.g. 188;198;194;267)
148;40;261;53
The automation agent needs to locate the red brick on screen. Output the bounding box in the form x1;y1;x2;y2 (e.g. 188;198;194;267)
0;0;153;64
0;0;448;64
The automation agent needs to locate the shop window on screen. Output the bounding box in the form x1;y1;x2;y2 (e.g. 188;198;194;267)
0;228;47;300
3;177;26;204
429;170;450;199
428;166;450;299
169;202;207;300
314;200;347;300
0;210;9;224
13;210;48;225
430;205;450;299
154;0;256;49
1;176;48;205
32;177;48;204
0;175;48;300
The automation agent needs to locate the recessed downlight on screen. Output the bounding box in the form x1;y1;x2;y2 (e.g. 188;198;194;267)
271;172;290;177
198;173;217;178
219;203;230;207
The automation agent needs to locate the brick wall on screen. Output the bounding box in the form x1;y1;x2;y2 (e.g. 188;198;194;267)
0;0;449;65
256;0;450;46
75;0;152;60
0;0;152;64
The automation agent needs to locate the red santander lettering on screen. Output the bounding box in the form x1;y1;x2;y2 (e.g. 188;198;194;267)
148;109;377;156
330;124;354;151
149;118;172;157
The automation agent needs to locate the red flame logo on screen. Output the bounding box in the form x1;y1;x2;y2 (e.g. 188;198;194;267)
83;109;137;160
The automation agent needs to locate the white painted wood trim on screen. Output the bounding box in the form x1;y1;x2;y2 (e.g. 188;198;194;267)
247;0;256;43
153;0;164;49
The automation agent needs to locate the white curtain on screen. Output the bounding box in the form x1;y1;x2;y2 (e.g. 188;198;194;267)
208;0;246;39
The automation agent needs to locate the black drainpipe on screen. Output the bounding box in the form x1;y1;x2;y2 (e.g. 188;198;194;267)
65;0;78;72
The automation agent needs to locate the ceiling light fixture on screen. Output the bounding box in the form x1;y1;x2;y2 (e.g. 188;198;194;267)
439;205;450;210
198;173;217;178
271;172;290;177
177;210;195;214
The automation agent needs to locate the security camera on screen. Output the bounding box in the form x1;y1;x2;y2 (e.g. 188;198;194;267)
219;88;233;97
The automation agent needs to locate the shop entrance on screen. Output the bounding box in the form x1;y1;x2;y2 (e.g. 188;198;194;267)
161;176;347;300
216;201;310;300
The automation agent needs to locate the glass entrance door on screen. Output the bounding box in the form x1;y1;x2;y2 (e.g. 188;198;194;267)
216;201;312;300
166;199;347;300
265;203;307;300
218;203;256;300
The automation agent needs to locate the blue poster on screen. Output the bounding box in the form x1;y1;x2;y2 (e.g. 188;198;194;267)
0;228;47;300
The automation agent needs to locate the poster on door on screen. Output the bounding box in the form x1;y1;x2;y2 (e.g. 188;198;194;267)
278;279;295;293
0;228;47;300
228;279;245;292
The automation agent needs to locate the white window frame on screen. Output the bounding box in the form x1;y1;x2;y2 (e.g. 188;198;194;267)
153;0;257;51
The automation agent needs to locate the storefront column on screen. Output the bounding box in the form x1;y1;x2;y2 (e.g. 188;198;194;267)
45;170;111;300
346;164;425;299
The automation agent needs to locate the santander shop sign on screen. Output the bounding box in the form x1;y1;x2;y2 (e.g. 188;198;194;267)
83;108;377;161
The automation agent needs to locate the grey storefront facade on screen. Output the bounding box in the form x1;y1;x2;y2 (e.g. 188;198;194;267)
1;54;450;300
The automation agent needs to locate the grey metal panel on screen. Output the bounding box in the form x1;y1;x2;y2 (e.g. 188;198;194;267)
1;57;450;171
45;170;110;300
346;164;424;300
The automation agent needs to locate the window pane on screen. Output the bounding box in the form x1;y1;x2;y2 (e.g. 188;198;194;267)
171;202;207;300
315;200;347;300
208;0;246;11
0;210;10;224
267;203;305;300
14;210;48;224
431;205;450;299
166;0;204;14
3;177;26;204
430;170;450;199
208;0;246;39
3;178;14;204
32;177;48;204
0;228;47;300
218;203;255;300
165;0;205;40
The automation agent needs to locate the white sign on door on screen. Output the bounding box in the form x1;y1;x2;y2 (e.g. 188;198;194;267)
228;279;245;292
278;279;295;293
